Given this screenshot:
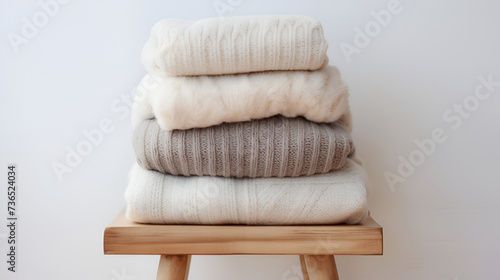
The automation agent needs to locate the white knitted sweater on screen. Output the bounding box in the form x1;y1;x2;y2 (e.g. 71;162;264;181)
142;15;329;76
132;66;352;131
125;158;368;225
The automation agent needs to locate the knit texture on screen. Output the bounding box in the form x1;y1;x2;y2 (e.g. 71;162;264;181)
142;15;329;76
125;158;368;225
133;116;354;178
132;66;352;131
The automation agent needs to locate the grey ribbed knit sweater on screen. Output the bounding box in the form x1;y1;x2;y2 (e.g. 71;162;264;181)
133;116;354;178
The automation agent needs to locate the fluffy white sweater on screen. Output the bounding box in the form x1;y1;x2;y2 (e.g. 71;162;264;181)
125;158;368;225
142;15;329;76
132;66;352;131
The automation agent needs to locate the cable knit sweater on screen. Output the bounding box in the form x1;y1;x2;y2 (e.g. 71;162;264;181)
142;15;329;76
133;116;354;178
132;66;352;131
125;158;368;225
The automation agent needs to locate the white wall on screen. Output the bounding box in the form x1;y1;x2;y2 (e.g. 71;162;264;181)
1;0;499;279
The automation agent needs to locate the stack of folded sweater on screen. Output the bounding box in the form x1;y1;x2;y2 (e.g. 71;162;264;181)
125;15;369;225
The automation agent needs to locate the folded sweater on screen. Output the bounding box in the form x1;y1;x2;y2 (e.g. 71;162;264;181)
132;66;352;131
133;116;354;178
142;15;328;76
125;158;368;225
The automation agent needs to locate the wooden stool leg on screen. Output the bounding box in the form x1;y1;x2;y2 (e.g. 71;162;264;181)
300;255;339;280
300;255;311;280
156;255;191;280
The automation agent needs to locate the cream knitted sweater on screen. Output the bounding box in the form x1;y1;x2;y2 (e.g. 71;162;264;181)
133;116;354;178
125;158;368;225
142;15;329;76
132;66;352;131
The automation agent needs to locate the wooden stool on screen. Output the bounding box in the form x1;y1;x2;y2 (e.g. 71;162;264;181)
103;209;383;280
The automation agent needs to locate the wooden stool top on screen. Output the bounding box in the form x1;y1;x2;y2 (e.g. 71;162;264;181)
103;209;382;256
